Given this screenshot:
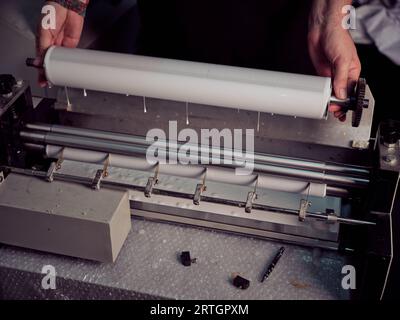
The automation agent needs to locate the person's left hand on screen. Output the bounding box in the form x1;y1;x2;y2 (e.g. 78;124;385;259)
308;18;361;121
35;2;85;87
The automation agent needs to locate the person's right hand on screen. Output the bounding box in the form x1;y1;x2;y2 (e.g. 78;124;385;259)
35;2;84;87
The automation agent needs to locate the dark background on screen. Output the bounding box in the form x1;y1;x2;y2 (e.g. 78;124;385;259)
92;0;400;128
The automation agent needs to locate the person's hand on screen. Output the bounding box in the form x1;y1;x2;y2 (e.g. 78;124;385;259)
308;3;361;121
35;2;84;87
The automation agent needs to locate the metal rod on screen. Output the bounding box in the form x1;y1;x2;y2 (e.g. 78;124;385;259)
329;95;351;107
23;143;349;198
20;144;345;199
20;130;368;189
4;166;374;226
42;145;328;197
21;131;147;156
306;213;375;226
65;87;71;107
326;186;349;197
25;123;370;177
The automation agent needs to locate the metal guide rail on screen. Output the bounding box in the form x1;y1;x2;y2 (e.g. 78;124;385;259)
20;123;371;190
1;165;375;228
12;123;377;237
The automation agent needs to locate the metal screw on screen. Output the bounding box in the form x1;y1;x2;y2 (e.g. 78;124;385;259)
2;93;13;99
383;154;397;164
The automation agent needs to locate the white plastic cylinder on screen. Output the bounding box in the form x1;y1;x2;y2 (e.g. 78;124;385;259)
44;47;332;119
46;145;327;197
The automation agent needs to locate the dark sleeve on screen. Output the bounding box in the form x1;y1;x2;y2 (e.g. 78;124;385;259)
49;0;89;17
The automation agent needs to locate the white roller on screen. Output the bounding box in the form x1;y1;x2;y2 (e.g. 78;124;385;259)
46;145;327;197
44;47;332;119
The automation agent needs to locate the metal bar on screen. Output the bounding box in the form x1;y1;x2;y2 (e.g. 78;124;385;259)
42;145;327;197
306;212;376;226
326;186;349;197
21;130;369;188
26;123;370;176
21;131;147;156
26;123;149;147
4;166;374;226
133;210;339;250
329;96;351;107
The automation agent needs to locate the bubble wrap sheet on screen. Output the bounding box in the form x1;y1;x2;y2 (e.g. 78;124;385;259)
0;217;349;300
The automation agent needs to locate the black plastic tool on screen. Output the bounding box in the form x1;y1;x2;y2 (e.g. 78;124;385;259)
180;251;196;267
232;275;250;290
261;247;285;283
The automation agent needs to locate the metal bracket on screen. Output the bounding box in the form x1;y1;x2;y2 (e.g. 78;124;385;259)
55;147;65;170
245;176;259;213
193;169;207;205
351;140;370;150
325;208;338;224
298;199;311;222
145;163;159;198
91;154;111;190
102;154;110;178
46;162;57;182
0;171;5;185
92;169;106;190
299;183;312;222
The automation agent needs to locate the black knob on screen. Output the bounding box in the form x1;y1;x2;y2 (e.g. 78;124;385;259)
180;251;196;267
0;74;16;96
381;121;400;145
232;275;250;290
384;129;399;145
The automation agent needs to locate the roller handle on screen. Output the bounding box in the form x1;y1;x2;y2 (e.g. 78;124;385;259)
26;58;43;69
328;78;369;127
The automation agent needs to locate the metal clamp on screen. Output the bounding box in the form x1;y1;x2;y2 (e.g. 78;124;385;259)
46;162;57;182
92;169;105;190
245;176;259;213
0;171;5;185
145;163;159;198
91;154;111;190
102;154;110;178
298;183;312;222
55;147;65;170
193;169;207;205
325;209;338;224
298;199;311;222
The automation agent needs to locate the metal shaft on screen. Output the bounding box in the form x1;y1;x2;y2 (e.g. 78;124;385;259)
21;130;369;190
4;166;373;226
25;123;370;176
329;95;351;107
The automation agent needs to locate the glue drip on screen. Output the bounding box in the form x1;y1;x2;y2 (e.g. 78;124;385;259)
186;102;189;125
143;96;147;113
65;87;71;108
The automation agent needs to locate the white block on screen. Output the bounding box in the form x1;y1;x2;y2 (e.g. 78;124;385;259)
0;173;131;262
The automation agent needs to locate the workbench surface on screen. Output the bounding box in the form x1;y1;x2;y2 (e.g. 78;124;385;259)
0;218;349;300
